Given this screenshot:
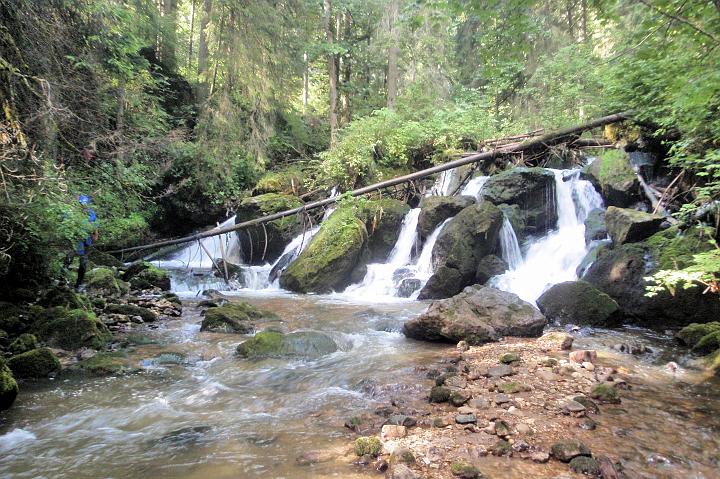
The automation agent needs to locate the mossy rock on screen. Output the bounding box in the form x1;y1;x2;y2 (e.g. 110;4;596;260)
646;225;717;271
130;265;170;291
8;347;60;379
280;206;368;293
499;352;520;364
417;196;475;239
537;280;622;327
236;330;338;359
590;384;620;404
86;267;129;295
235;193;304;265
40;286;92;310
71;351;136;376
583;150;639;207
584;208;607;243
450;461;481;478
0;302;40;336
492;439;512;457
33;307;111;350
605;206;664;245
676;322;720;348
106;303;158;323
429;385;451;403
201;302;276;333
161;292;182;307
692;331;720;355
8;333;38;355
359;198;411;262
353;436;382;457
0;359;19;410
498;382;523;394
254;166;307;196
569;456;600;475
550;441;591;462
88;249;125;268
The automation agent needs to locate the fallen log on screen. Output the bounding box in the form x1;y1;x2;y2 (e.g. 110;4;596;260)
106;112;630;255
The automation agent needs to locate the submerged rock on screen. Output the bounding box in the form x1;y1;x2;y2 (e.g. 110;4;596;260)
605;206;664;244
418;202;503;299
71;351;135;376
0;359;19;410
404;285;547;344
236;330;338;359
200;302;276;333
8;348;61;379
417;196;475;239
536;280;622;327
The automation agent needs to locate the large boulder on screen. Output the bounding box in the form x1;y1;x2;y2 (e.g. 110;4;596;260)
537;281;622;327
475;255;508;285
0;359;18;410
85;267;129;296
418;202;503;299
235;193;304;265
605;206;664;244
584;208;607;243
584;226;720;326
582;150;639;207
0;302;39;336
236;330;338;359
200;302;277;333
481;167;558;236
7;347;61;379
362;199;411;262
404;285;547;344
32;307;111;350
417;196;475;239
280;206;368;293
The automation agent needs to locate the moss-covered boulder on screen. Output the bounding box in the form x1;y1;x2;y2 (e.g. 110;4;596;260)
8;333;38;355
692;331;720;355
353;436;382;457
8;347;61;379
584;226;720;326
361;198;411;262
201;302;276;333
676;322;720;348
40;286;91;310
70;351;137;376
105;303;158;322
605;206;664;245
129;264;170;291
254;166;308;196
0;302;39;336
584;208;607;243
590;384;621;403
280;206;368;293
582;150;639;207
235;193;304;265
418;202;503;299
86;267;130;295
236;330;338;359
417;196;475;239
33;307;111;350
0;358;19;410
537;280;622;327
481;167;558;236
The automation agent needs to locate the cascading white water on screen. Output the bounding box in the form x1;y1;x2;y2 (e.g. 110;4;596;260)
491;169;604;304
428;168;457;196
415;217;451;275
460;175;489;199
498;215;522;270
153;216;240;269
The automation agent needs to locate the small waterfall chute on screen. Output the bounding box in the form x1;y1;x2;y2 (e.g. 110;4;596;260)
153;216;241;270
498;215;522;270
460;175;489;199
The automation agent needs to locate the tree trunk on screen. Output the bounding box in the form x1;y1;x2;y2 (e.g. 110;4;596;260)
302;51;309;114
565;0;575;40
197;0;212;100
581;0;588;42
161;0;178;70
340;12;352;126
386;0;400;110
210;10;225;97
188;0;196;70
323;0;338;145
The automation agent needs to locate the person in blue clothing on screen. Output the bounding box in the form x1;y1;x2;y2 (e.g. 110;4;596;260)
75;194;98;290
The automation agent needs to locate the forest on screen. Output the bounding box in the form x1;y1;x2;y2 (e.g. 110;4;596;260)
1;1;719;478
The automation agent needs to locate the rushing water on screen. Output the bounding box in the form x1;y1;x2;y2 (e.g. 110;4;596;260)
154;217;241;270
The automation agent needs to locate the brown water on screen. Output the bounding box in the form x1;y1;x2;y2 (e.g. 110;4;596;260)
0;291;719;478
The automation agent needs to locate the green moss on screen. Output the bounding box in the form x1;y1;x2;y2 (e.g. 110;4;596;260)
646;226;716;270
8;348;60;379
449;391;469;406
677;322;720;348
33;307;111;350
201;302;271;333
353;436;382;457
0;359;19;410
236;330;338;359
435;371;457;386
498;381;522;394
569;456;600;475
254;166;307;195
499;352;521;364
8;333;38;355
597;149;636;188
451;461;480;478
0;303;39;336
106;303;158;322
86;267;125;294
693;331;720;355
492;439;512;457
590;383;620;403
429;385;451;403
129;264;170;291
41;286;92;310
72;351;134;376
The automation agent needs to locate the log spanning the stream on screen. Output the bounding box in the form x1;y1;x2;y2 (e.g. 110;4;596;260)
107;112;630;255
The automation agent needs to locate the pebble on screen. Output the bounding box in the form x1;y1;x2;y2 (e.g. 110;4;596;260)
515;423;532;435
487;364;514;377
494;393;511;404
531;451;550;463
455;414;477;425
391;464;419;479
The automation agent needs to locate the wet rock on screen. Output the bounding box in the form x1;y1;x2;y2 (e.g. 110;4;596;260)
236;330;338;359
573;396;600;414
612;342;651;355
455;414;477;425
562;400;587;414
475;255;508;285
550;441;591;462
512;440;530;453
676;322;720;348
435;372;457;385
417;196;476;239
296;450;335;466
537;281;622;327
605;206;664;245
375;458;389;472
0;359;19;410
7;348;60;379
570;350;597;364
125;263;171;291
417;203;504;299
157;426;212;447
381;425;407;439
584;208;607;243
33;307;110;350
106;303;158;323
579;418;597;430
385;415;417;427
397;278;422;298
450;461;482;478
200;302;276;333
582;150;639;207
353;436;382;457
71;351;135;376
8;333;38;356
430;386;451;403
540;332;574;350
590;384;621;404
499;352;521;364
391;464;420;479
569;456;601;476
597;456;622;479
492;439;512;456
405;285;547;344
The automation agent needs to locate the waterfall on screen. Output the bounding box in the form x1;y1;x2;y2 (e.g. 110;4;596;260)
498;215;522;270
460;175;489;199
153;216;240;269
491;169;604;304
428;168;457;196
415;218;451;275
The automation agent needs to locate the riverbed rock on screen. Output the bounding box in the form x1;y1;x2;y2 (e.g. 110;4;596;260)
569;456;600;475
200;302;276;333
481;167;558;236
418;203;503;299
85;267;129;295
0;359;19;410
236;330;338;359
391;464;420;479
70;351;136;376
550;441;591;462
234;193;304;265
590;384;620;404
605;206;664;245
582;150;639;207
536;281;622;327
584;226;720;326
417;196;475;239
280;206;368;293
8;347;61;379
40;286;92;310
8;333;38;355
33;307;111;350
475;255;508;285
405;285;547;344
584;208;607;243
676;322;720;348
105;303;158;323
0;302;38;336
